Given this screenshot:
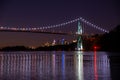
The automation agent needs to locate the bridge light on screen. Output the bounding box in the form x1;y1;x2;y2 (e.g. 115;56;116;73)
65;22;68;25
37;28;39;30
62;23;65;25
76;18;79;21
40;27;42;29
79;17;82;20
52;25;55;28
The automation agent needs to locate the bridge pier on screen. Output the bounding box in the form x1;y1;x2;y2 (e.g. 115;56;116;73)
75;21;83;51
76;36;83;51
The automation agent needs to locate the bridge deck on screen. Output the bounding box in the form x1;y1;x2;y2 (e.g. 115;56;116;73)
0;29;79;35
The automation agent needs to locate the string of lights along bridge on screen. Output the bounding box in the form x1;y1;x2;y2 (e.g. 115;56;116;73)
0;17;109;33
0;17;109;50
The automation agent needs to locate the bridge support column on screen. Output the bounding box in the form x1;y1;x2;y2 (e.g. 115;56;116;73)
76;21;83;51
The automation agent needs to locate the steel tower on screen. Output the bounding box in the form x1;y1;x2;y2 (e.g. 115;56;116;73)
76;21;83;51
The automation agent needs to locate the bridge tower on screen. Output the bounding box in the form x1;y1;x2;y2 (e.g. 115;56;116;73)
76;21;83;51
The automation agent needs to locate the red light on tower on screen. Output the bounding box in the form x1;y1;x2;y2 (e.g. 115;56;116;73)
94;46;97;49
93;45;100;50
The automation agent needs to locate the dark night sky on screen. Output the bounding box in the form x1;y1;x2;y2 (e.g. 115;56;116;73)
0;0;120;47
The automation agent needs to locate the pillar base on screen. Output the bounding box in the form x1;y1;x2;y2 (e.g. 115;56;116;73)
75;48;83;51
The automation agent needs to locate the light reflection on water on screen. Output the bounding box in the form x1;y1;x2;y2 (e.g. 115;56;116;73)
0;51;111;80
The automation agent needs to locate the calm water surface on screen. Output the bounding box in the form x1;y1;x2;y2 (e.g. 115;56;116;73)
0;51;112;80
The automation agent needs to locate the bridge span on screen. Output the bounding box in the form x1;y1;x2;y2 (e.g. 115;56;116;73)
0;17;109;50
0;29;76;35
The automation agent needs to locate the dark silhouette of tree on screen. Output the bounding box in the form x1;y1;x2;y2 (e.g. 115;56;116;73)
98;25;120;51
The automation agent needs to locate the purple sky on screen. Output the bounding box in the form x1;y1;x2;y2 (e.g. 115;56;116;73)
0;0;120;47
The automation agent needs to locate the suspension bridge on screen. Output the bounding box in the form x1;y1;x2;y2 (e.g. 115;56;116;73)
0;17;109;50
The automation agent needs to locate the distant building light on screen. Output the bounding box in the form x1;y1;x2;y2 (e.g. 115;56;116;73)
52;40;56;46
73;40;77;43
29;46;36;49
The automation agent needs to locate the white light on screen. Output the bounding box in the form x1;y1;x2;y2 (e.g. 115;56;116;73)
84;20;87;23
52;25;55;27
67;21;70;24
65;22;68;25
70;20;73;23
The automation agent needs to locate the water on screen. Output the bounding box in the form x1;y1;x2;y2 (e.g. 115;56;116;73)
0;51;114;80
